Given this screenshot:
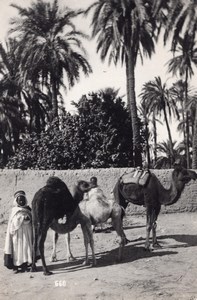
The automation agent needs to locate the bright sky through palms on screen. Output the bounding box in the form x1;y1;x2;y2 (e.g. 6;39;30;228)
1;0;195;143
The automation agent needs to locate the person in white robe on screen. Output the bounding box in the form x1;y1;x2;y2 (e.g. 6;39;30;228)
4;190;33;273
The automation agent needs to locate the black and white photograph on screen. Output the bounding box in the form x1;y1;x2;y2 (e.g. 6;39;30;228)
0;0;197;299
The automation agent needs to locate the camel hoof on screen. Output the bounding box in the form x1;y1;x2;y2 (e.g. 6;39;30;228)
44;270;53;276
144;246;153;252
153;243;162;249
67;256;76;262
31;265;37;272
82;260;90;266
50;257;57;262
91;260;97;267
125;238;131;244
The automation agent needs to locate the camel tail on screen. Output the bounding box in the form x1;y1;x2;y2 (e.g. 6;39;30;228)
120;206;126;218
113;180;128;210
31;189;46;236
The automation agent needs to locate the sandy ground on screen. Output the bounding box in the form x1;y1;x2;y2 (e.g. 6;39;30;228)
0;212;197;300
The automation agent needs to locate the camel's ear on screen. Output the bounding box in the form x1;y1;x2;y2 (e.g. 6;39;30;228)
173;158;182;169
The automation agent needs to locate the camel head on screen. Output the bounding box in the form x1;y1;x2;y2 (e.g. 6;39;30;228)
77;180;91;193
73;180;91;203
172;165;197;187
163;165;196;206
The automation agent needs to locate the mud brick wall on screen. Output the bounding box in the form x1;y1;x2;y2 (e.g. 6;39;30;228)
0;168;196;223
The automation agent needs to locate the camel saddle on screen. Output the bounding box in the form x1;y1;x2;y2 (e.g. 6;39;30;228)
121;167;150;186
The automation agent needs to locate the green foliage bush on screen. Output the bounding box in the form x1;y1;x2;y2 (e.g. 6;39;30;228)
7;89;134;169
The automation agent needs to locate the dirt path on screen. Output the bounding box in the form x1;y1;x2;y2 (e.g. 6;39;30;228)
0;212;197;300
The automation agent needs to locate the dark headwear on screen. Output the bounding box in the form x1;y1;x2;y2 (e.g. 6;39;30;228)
14;190;26;198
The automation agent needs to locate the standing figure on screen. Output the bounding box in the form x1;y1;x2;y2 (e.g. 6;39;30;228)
4;190;33;273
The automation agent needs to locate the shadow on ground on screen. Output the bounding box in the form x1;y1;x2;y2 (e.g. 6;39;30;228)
158;234;197;248
35;243;178;275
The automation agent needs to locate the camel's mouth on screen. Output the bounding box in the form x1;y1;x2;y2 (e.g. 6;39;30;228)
182;170;197;183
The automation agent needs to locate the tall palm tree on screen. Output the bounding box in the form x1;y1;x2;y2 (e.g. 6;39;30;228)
22;86;52;133
155;140;185;169
140;93;164;166
140;76;177;165
85;0;156;166
10;0;92;120
163;0;197;48
186;94;197;168
138;103;151;167
0;39;26;153
167;34;197;167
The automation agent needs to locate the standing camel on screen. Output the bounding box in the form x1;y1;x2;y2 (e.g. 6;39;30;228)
31;177;96;275
51;177;127;262
113;164;197;250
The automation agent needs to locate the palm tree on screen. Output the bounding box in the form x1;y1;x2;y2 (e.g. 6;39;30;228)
163;0;197;48
186;94;197;168
167;34;197;167
140;76;177;166
169;80;185;137
85;0;156;166
10;0;92;120
0;39;26;154
22;86;52;133
155;140;186;169
138;103;151;167
139;95;164;166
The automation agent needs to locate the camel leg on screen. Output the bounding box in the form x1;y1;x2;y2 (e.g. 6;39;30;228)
111;204;126;261
39;226;52;275
81;223;96;266
86;224;96;266
51;232;75;262
81;224;90;266
152;206;162;248
50;232;59;262
145;206;154;251
65;232;76;262
152;221;162;248
31;223;38;272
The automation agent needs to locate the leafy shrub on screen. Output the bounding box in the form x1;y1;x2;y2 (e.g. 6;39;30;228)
7;89;135;169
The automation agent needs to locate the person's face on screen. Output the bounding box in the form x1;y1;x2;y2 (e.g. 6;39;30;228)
16;195;26;207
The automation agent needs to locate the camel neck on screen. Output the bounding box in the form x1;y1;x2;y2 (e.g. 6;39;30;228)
157;174;183;205
73;189;84;204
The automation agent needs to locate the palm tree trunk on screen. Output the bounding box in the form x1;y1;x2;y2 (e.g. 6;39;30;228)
185;71;190;168
144;120;151;168
124;11;142;168
192;103;197;168
163;105;174;167
152;112;157;165
51;75;58;121
126;51;142;167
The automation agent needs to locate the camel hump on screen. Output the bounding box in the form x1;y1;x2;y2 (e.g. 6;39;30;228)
46;176;68;191
121;167;150;186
